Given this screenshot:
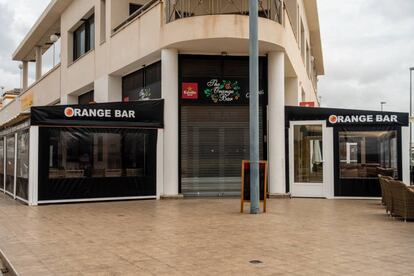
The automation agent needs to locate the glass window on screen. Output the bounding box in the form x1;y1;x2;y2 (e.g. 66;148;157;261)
122;61;161;101
339;131;398;179
74;24;86;60
5;136;15;194
39;127;157;201
144;62;161;99
294;125;323;183
46;128;152;178
78;90;94;104
16;130;29;200
88;16;95;50
129;3;143;15
73;14;95;61
0;138;3;191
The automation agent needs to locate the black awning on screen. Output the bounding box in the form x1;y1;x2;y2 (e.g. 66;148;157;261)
31;100;164;128
285;106;409;127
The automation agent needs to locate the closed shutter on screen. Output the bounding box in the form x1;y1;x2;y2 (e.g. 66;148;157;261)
181;105;263;196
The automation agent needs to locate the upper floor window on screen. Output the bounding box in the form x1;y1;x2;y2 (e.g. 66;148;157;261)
78;90;95;104
122;61;161;102
73;14;95;61
129;3;143;15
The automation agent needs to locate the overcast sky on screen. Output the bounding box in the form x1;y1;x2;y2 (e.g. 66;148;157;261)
0;0;413;112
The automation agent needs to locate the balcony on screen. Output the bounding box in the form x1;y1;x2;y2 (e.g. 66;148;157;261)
112;0;160;34
0;65;61;128
166;0;283;24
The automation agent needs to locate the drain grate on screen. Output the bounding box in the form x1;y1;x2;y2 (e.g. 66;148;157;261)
249;260;263;265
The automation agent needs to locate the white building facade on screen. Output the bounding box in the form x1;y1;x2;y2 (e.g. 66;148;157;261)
1;0;326;205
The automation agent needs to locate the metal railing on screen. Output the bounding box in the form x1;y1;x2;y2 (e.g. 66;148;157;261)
112;0;159;34
166;0;283;24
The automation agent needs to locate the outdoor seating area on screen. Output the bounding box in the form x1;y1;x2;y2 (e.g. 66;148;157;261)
379;175;414;221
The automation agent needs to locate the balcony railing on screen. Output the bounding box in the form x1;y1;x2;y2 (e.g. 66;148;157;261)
113;0;160;34
166;0;283;24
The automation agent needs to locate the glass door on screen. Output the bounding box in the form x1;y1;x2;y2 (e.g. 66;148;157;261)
290;122;326;197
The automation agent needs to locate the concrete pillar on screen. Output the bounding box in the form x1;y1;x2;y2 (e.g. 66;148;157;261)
22;61;29;90
402;126;410;185
35;46;42;81
285;77;299;106
28;126;39;205
94;75;122;102
268;52;286;194
161;48;179;196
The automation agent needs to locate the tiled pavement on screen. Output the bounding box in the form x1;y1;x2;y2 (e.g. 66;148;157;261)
0;194;413;275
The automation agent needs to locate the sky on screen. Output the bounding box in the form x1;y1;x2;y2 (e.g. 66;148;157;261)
0;0;413;112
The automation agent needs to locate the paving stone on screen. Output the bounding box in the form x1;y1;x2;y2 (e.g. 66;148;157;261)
0;194;413;275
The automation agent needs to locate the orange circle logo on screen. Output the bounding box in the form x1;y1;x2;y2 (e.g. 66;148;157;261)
64;107;74;117
329;115;337;124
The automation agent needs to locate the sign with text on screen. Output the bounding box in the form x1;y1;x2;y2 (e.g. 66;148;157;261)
180;78;266;105
328;114;401;126
31;100;164;128
182;83;198;99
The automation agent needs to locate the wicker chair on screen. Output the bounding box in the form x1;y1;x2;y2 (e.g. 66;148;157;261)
378;175;387;206
389;180;414;221
379;175;393;213
402;187;414;221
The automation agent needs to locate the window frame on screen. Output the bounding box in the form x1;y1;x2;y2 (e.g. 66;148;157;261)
73;14;95;62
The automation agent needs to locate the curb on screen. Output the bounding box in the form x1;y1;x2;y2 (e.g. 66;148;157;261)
160;194;184;200
268;193;292;199
0;248;18;276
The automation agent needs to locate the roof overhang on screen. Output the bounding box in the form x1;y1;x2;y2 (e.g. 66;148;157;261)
0;113;30;130
303;0;325;75
12;0;73;61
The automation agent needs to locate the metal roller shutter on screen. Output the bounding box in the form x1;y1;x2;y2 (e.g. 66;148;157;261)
181;105;263;196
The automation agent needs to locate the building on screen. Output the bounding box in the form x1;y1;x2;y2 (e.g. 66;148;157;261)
0;89;21;108
1;0;408;205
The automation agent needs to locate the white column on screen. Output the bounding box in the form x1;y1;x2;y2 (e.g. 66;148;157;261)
402;126;410;185
22;61;29;90
28;126;39;206
161;48;179;196
35;46;42;81
268;52;286;194
94;75;122;102
13;133;17;199
285;77;299;106
156;129;164;199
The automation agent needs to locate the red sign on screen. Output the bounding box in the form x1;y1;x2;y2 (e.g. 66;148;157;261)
182;83;198;99
299;101;315;107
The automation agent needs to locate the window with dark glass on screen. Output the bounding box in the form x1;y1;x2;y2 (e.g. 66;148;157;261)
129;3;143;15
38;127;157;200
16;130;29;200
78;90;94;104
122;61;161;101
339;131;398;179
73;14;95;61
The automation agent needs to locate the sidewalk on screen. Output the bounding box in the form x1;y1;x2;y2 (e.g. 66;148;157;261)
0;193;413;275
